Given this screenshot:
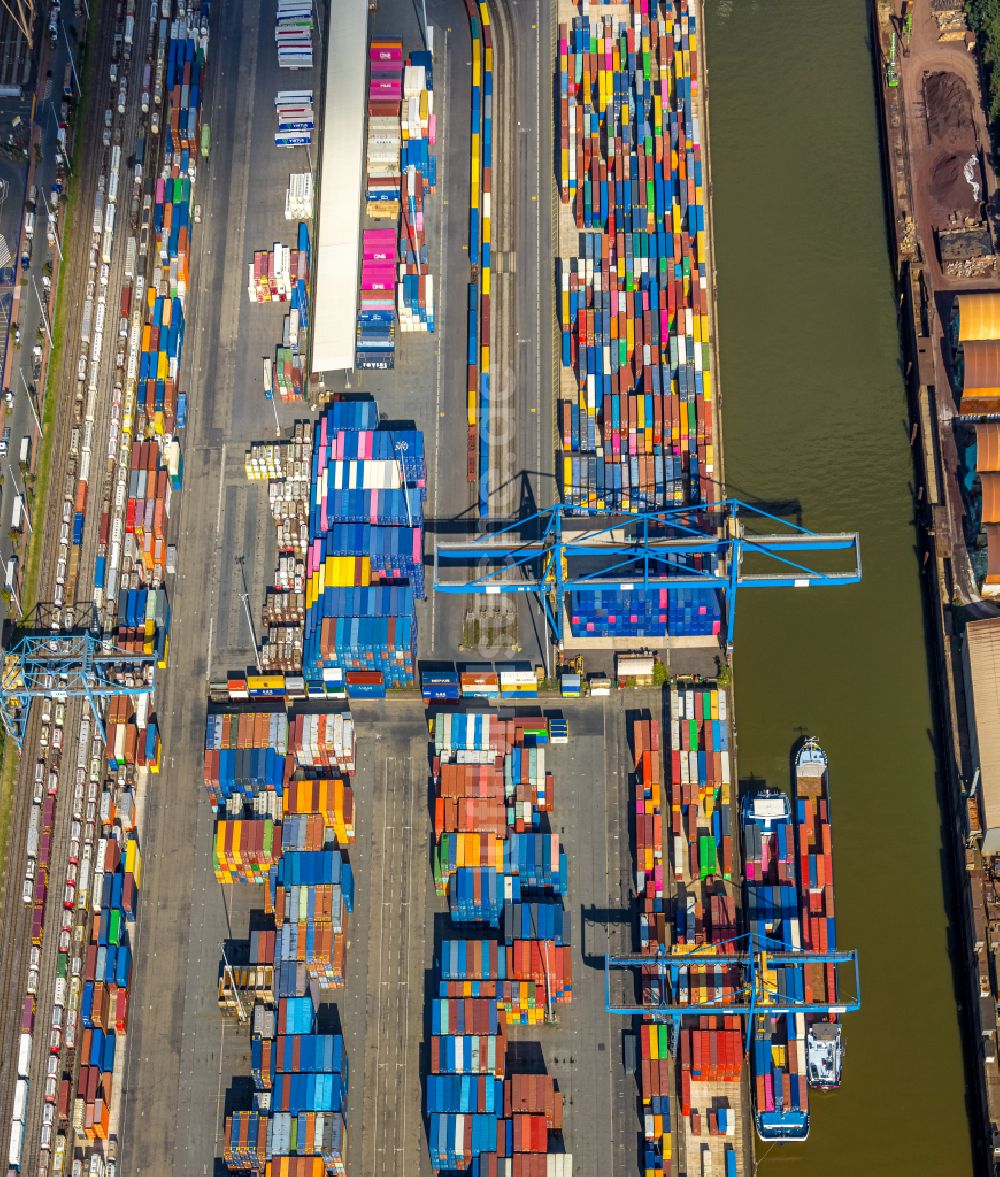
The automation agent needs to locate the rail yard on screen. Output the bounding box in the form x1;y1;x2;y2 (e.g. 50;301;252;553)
0;0;869;1176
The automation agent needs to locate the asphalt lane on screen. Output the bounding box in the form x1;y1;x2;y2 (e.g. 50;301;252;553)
113;0;648;1171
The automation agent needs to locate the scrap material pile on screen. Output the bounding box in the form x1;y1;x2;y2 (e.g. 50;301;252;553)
556;0;715;512
425;711;574;1174
212;705;359;1173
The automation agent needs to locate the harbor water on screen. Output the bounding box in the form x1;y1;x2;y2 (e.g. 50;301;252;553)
705;1;976;1172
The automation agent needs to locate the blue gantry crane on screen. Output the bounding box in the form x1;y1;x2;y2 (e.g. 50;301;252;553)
433;498;862;649
0;630;155;748
603;933;860;1051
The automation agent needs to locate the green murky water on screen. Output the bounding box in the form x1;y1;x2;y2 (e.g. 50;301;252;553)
706;1;976;1172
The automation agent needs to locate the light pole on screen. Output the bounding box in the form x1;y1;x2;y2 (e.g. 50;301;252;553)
394;439;413;529
39;189;63;262
32;275;52;347
19;370;42;437
236;556;264;672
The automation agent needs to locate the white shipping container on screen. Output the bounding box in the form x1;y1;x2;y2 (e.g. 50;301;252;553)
17;1033;31;1079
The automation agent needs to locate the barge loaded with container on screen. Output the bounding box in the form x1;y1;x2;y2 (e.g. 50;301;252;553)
741;789;810;1142
794;738;843;1090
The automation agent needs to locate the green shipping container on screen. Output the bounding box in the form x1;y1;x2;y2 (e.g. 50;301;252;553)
109;909;122;947
699;836;717;880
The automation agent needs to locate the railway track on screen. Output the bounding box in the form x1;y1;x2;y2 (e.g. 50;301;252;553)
0;0;157;1168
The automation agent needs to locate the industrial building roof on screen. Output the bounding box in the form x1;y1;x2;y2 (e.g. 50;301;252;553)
966;618;1000;855
963;339;1000;398
979;425;1000;473
982;473;1000;524
958;293;1000;343
311;0;368;374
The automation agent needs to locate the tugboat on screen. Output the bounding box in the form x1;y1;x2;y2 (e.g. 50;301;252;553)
794;738;844;1090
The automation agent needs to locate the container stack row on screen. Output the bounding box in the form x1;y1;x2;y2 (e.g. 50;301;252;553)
357;227;398;370
103;693;162;775
76;832;142;1143
426;710;573;1172
626;718;672;1176
99;10;208;618
248;232;311;305
122;437;178;584
286;172;314;220
365;39;403;220
275;0;314;70
398;51;436;332
568;584;720;640
667;686;744;1173
215;704;359;1174
275;89;314;149
556;0;715;512
463;0;494;507
137;292;185;435
669;684;732;884
302;398;426;695
165;33;204;180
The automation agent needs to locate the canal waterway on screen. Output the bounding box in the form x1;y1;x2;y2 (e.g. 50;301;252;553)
705;1;976;1172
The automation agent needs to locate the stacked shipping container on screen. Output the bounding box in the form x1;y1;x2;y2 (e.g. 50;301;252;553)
275;90;314;149
556;0;715;512
666;683;744;1163
741;790;809;1140
77;833;142;1142
275;0;314;70
357;228;398;368
426;711;573;1173
398;51;436;332
303;399;426;694
463;0;493;505
216;704;359;1173
628;717;672;1175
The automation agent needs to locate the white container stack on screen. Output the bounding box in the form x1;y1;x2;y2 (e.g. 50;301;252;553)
366;117;402;221
275;89;314;147
286;173;314;220
275;0;314;69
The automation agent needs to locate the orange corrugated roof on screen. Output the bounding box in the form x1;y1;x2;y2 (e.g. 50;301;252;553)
964;340;1000;397
959;293;1000;342
978;425;1000;473
982;472;1000;524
